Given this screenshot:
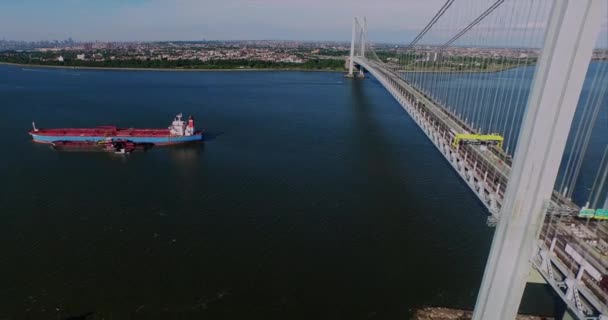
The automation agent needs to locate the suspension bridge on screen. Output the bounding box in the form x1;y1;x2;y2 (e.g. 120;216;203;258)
346;0;608;319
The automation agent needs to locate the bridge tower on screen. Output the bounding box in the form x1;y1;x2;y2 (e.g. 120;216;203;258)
471;0;607;319
348;17;356;76
359;17;366;78
347;16;366;78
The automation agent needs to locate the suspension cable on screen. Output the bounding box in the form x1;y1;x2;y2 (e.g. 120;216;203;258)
406;0;456;49
440;0;505;50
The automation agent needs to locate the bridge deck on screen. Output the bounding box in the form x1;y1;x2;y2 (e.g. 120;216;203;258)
358;58;510;216
353;57;607;318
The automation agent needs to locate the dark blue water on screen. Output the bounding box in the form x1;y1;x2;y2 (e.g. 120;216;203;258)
0;65;560;319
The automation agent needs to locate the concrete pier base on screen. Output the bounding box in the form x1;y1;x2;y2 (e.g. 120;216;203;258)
413;307;552;320
345;71;365;79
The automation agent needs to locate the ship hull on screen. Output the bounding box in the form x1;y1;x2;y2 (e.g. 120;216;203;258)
31;133;203;145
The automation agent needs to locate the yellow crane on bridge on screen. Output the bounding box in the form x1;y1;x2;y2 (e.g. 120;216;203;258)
451;133;504;149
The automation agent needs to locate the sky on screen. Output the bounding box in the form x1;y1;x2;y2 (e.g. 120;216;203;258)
0;0;606;46
0;0;444;42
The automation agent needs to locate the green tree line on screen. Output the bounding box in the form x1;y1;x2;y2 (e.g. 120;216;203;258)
0;53;346;71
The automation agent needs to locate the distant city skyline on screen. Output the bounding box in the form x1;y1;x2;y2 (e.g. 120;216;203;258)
1;0;606;47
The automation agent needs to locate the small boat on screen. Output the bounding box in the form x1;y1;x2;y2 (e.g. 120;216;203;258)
51;139;153;154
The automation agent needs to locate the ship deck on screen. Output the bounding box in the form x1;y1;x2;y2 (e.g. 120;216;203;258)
30;126;173;137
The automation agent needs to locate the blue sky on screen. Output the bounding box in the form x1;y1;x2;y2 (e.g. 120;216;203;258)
1;0;606;46
0;0;444;42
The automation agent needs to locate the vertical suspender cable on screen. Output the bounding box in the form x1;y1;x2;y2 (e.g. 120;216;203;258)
567;64;608;199
485;0;518;135
590;146;608;208
559;64;599;193
499;0;534;150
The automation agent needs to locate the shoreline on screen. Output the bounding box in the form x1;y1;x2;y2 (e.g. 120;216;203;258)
1;61;541;74
0;62;346;73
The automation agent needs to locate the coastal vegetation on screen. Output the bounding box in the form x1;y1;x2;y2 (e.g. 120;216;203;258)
1;47;539;73
0;52;346;71
396;58;536;73
379;53;537;72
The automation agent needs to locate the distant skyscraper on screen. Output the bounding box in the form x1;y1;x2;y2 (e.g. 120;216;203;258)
84;43;93;51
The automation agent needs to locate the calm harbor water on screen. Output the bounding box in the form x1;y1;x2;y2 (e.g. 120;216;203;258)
0;64;561;319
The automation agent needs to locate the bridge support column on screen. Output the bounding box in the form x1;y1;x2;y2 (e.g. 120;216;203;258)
360;17;366;59
358;66;365;79
472;1;606;319
358;17;367;78
347;17;357;77
469;162;477;185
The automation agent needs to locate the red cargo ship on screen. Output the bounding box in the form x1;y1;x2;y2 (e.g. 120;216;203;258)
30;113;204;145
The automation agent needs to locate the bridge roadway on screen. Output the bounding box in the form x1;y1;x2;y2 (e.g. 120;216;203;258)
353;57;608;319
